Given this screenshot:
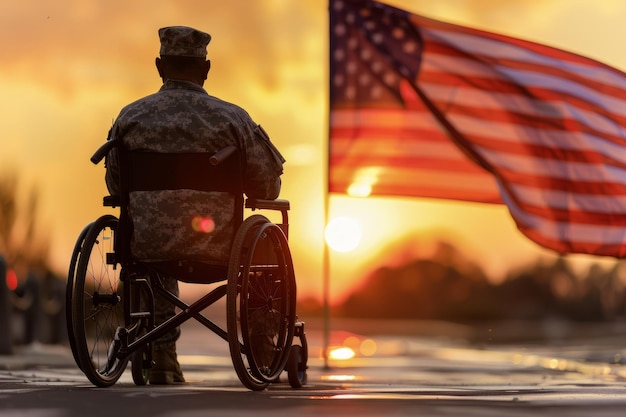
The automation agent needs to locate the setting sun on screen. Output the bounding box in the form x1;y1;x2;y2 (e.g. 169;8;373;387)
325;216;362;253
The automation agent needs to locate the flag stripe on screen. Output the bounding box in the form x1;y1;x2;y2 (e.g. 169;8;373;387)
500;186;626;242
419;82;626;153
423;37;626;100
498;168;626;196
330;166;501;203
418;17;626;92
420;67;626;122
330;108;500;202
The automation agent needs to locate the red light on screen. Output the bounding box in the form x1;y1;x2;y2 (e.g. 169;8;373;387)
191;216;215;234
6;268;17;291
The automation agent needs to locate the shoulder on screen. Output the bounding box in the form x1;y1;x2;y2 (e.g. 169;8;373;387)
116;92;161;117
208;95;252;118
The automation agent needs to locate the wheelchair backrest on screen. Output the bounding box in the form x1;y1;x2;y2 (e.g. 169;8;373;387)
113;142;245;266
123;148;242;194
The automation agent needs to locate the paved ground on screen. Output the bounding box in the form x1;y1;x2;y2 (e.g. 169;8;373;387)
2;318;626;416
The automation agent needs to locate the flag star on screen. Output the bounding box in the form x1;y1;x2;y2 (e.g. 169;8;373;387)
345;86;356;100
334;24;347;36
334;73;344;88
404;41;418;54
371;85;383;98
383;72;397;87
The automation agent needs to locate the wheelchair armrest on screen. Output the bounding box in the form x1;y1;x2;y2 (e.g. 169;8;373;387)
246;198;290;235
245;198;290;211
103;195;121;208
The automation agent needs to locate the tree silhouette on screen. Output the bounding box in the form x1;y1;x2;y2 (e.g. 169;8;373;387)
0;169;49;266
326;239;626;324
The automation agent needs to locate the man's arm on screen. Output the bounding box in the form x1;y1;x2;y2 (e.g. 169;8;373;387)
243;125;285;200
104;126;121;195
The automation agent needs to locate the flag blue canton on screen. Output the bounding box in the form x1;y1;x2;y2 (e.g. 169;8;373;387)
330;0;423;108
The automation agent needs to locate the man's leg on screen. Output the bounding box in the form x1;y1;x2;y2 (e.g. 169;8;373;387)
149;275;185;384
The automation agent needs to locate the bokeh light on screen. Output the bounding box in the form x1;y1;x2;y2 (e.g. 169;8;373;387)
5;269;17;291
328;346;356;360
360;338;377;356
191;215;216;234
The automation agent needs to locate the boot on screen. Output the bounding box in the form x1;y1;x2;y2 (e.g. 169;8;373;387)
149;345;185;385
248;309;280;370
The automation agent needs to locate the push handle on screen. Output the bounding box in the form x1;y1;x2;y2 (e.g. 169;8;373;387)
209;145;237;166
90;140;119;165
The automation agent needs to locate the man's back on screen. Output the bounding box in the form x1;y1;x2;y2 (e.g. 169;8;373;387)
106;79;284;263
114;80;254;154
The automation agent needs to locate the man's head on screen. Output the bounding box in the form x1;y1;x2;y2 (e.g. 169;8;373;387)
156;26;212;86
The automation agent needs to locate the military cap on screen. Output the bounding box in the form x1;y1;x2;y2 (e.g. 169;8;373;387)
158;26;211;58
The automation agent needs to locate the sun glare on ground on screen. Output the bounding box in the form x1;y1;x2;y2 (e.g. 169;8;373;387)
325;216;362;252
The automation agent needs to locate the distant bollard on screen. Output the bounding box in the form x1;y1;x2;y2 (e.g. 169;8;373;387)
20;272;42;345
0;256;13;354
41;273;66;344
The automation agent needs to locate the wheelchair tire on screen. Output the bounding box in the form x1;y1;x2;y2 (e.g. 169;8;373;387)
66;222;92;372
286;345;307;388
131;345;150;386
227;215;297;391
71;214;129;387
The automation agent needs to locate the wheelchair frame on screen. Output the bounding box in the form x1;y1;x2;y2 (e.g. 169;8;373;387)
66;140;308;391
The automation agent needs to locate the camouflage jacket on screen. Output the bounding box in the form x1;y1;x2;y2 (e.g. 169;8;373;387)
105;79;285;263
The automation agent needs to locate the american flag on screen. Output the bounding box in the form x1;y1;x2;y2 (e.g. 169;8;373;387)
329;0;626;257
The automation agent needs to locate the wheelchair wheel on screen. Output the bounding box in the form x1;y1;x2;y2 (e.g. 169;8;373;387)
71;214;129;387
131;344;151;386
66;222;93;372
286;345;307;388
227;215;297;391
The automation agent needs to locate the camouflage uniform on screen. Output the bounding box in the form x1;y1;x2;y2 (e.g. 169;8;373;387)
105;46;284;350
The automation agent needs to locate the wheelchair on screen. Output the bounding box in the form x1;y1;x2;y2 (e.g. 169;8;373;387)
65;140;308;391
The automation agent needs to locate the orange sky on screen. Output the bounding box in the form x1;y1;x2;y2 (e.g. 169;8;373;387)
2;0;626;304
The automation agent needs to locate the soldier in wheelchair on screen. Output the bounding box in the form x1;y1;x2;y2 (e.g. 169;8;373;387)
66;26;307;391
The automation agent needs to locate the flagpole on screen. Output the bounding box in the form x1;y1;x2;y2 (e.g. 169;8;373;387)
322;0;333;370
322;189;331;369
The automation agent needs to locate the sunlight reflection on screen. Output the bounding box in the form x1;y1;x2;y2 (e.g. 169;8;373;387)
329;347;356;360
347;167;381;197
347;182;372;197
326;333;378;361
322;375;356;382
